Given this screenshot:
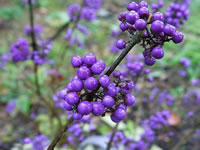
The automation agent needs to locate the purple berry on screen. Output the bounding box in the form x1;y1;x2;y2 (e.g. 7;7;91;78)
120;23;129;31
126;11;139;25
127;2;138;11
172;31;184;43
152;12;164;21
125;93;136;106
65;92;79;105
84;77;98;90
144;57;156;66
71;79;83;92
118;12;126;21
58;88;68;99
111;115;121;123
83;53;97;65
99;75;110;88
152;46;164;59
164;24;176;36
135;19;147;31
116;39;126;49
139;1;148;8
106;84;117;96
127;81;134;90
138;7;150;19
71;56;83;67
72;113;82;120
113;108;126;120
113;70;121;78
151;20;164;34
92;102;105;116
78;101;92;115
66;82;73;92
77;66;91;80
102;95;115;108
91;60;106;75
63;102;73;111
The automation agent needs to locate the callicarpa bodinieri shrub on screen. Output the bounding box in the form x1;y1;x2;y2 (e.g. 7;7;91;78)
1;0;195;149
46;0;187;150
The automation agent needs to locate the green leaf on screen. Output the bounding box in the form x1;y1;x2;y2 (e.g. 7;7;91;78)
17;96;30;114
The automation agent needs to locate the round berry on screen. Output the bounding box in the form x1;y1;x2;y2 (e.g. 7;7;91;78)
144;57;156;66
91;60;106;75
92;102;105;116
116;39;126;49
138;7;150;19
84;77;98;90
71;79;83;92
58;88;68;99
139;1;148;8
111;114;121;123
125;93;136;106
78;101;92;115
126;11;139;25
66;82;73;92
127;2;138;11
135;19;147;31
63;102;73;111
172;31;184;43
83;53;97;65
77;66;91;80
113;108;126;120
65;92;79;105
113;70;121;78
127;81;134;90
164;24;176;36
72;113;82;120
120;23;129;31
152;46;164;59
151;20;164;34
152;12;164;21
99;75;110;88
118;12;126;21
71;56;83;68
102;95;115;108
106;84;117;96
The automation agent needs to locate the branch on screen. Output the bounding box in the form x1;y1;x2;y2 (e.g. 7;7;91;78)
47;117;74;150
106;123;119;150
105;34;141;76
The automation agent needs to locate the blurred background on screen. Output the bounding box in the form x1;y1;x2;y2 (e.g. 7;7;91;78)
0;0;200;150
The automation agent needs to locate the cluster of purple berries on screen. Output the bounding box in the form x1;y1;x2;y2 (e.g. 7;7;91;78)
65;0;103;48
165;0;190;28
24;134;49;150
116;1;184;66
24;24;43;37
58;53;136;122
9;38;30;62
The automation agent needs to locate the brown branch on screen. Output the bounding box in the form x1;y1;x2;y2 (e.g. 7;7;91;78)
106;123;119;150
47;117;74;150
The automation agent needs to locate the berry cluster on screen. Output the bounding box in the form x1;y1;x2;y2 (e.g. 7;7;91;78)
58;53;136;122
24;24;43;37
10;38;30;62
165;0;190;28
116;1;184;66
65;0;103;48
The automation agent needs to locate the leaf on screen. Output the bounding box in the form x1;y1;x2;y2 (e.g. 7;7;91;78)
17;96;30;115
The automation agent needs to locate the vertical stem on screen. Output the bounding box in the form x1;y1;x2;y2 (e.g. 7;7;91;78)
47;118;74;150
106;123;119;150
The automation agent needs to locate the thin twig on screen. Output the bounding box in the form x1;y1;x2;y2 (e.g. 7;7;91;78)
106;123;119;150
47;117;74;150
